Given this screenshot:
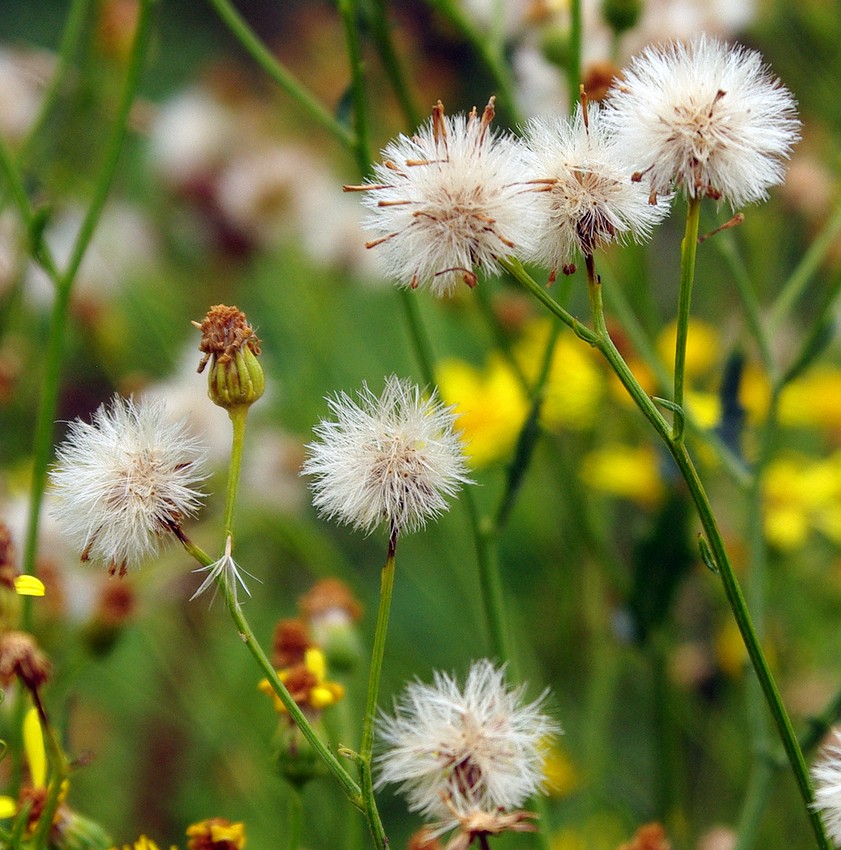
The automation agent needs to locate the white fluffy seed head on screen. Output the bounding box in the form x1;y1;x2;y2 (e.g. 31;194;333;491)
522;103;670;269
605;35;799;208
49;395;207;575
302;375;472;536
354;100;538;296
376;660;558;832
812;729;841;844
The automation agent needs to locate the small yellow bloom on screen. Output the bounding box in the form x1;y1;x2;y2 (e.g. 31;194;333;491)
13;575;46;596
656;318;720;378
436;356;528;467
581;444;663;505
259;647;345;714
542;743;579;797
186;817;245;850
779;366;841;432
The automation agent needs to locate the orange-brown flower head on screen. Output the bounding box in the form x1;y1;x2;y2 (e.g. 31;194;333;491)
258;648;345;717
271;618;312;669
0;631;51;691
194;305;264;412
298;578;363;671
618;822;671;850
186;817;246;850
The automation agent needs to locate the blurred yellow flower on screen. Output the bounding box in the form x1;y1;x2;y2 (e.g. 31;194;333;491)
259;647;345;713
436;356;528;467
515;319;606;431
0;707;47;818
764;452;841;550
542;742;580;797
714;619;748;679
14;575;45;596
110;838;177;850
656;318;720;378
186;817;245;850
779;366;841;433
581;444;663;505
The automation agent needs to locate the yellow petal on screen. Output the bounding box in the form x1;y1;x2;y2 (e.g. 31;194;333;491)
304;647;326;682
0;796;17;818
14;575;45;597
24;706;46;789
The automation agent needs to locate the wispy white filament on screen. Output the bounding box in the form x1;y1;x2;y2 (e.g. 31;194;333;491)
376;660;558;832
813;730;841;844
50;395;207;574
605;35;799;207
302;375;471;536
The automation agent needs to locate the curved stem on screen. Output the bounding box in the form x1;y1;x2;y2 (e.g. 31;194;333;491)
357;530;397;850
516;258;830;849
672;197;701;443
205;0;356;151
178;533;365;809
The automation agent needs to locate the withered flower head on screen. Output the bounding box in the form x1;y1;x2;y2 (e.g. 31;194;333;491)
271;617;312;669
443;806;538;850
0;631;51;691
194;304;264;411
298;578;362;625
186;817;246;850
0;520;16;590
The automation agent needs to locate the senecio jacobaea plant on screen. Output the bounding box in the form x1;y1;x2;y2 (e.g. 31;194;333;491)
5;2;837;847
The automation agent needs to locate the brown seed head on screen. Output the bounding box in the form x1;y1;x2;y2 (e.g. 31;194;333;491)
195;305;261;374
0;631;51;690
271;618;311;669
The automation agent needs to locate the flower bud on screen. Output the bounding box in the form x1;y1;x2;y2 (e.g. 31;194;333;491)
195;305;264;412
0;631;51;691
601;0;641;35
271;717;328;789
52;809;113;850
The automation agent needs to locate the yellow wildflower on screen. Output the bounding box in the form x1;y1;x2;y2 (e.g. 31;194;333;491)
764;452;841;550
515;318;605;431
436;356;528;467
541;742;579;797
186;817;245;850
656;318;720;379
258;647;344;714
779;366;841;433
581;444;663;505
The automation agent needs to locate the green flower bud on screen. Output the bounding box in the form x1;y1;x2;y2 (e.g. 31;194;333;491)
602;0;641;36
52;810;113;850
195;305;265;412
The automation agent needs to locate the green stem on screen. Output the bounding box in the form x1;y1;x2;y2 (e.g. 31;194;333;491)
205;0;356;151
338;0;371;176
769;193;841;332
16;0;94;168
357;531;397;850
178;533;365;809
672;197;701;443
287;785;304;850
223;407;248;538
29;693;70;850
517;258;830;850
21;0;153;576
568;0;582;110
367;0;421;127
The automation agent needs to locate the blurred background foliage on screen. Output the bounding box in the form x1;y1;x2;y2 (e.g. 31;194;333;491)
1;1;841;848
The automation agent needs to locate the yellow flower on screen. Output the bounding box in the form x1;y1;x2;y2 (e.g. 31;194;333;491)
515;318;605;432
764;452;841;550
186;817;245;850
14;575;46;596
109;837;177;850
541;742;579;797
436;356;528;467
581;444;663;505
0;707;47;817
656;318;720;379
779;366;841;432
258;647;344;714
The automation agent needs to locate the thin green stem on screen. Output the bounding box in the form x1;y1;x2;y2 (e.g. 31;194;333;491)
223;407;248;538
205;0;356;151
357;531;397;850
770;193;841;332
673;197;702;443
287;785;304;850
177;533;364;809
424;0;518;118
516;258;830;849
339;0;371;176
21;0;153;616
29;693;70;850
367;0;421;127
568;0;582;111
16;0;94;168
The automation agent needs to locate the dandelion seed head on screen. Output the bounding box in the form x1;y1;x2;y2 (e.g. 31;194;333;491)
605;35;799;207
522;103;670;269
351;100;537;296
49;396;207;575
812;729;841;844
376;660;558;832
302;376;471;536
